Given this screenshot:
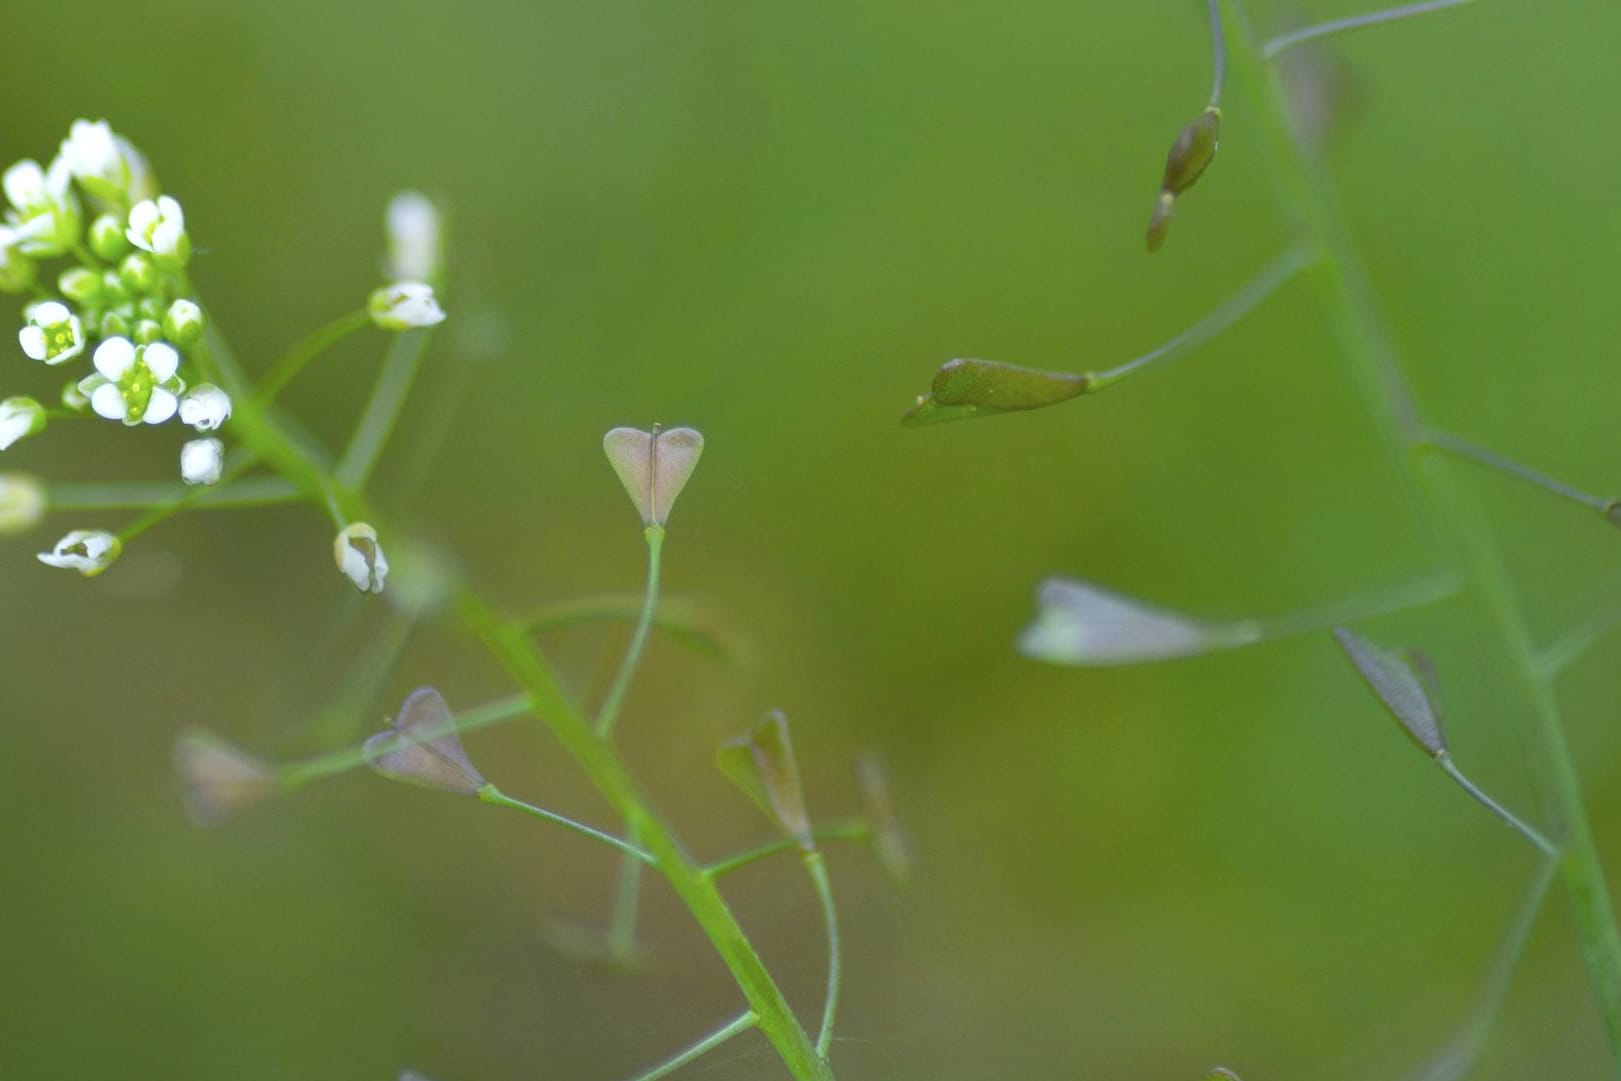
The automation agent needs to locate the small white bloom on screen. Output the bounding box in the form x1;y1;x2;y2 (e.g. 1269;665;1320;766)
334;522;389;593
18;300;86;365
59;120;130;203
163;298;205;345
385;191;442;283
368;282;446;330
0;396;46;451
0;473;45;533
178;383;231;431
2;157;82;258
78;337;186;426
180;437;224;486
38;529;121;577
126;194;189;266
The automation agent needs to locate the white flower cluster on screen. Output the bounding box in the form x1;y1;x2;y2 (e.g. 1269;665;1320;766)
369;191;447;331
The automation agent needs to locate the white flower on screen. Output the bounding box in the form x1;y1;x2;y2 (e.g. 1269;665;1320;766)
334;522;389;593
78;337;186;426
368;282;445;330
178;383;231;431
385;191;442;283
126;195;189;266
59;120;132;204
0;473;45;533
2;157;82;258
38;529;121;577
179;437;224;486
0;397;46;451
18;301;86;365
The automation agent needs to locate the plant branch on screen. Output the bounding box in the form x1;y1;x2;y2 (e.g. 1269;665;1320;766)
335;328;432;488
1262;0;1476;60
805;850;843;1058
253;309;371;405
1207;0;1227;106
47;475;299;511
478;784;657;865
1423;428;1613;516
622;1012;757;1081
1220;0;1621;1061
1436;753;1559;858
596;525;665;739
704;820;873;879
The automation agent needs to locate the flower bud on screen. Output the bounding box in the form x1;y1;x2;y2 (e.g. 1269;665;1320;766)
0;473;45;533
602;424;704;527
0;239;35;294
163;298;205;345
334;522;389;593
364;687;486;796
385;190;443;284
178;383;232;431
180;437;224;486
99;269;130;304
60;379;89;413
717;711;813;850
368;281;446;330
59;120;134;206
1146;106;1220;253
88;213;130;261
99;309;131;339
174;730;279;826
18;301;86;366
119;253;157;295
133;319;163;345
37;529;121;576
0;396;47;451
57;267;101;304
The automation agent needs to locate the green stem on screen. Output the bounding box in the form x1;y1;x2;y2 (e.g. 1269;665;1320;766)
116;454;259;543
1534;571;1621;679
48;475;298;511
1250;568;1459;641
622;1012;757;1081
1422;428;1612;515
252;311;371;408
521;592;731;661
596;525;665;738
607;823;646;960
335;328;432;488
253;309;371;405
1436;753;1559;858
478;785;656;866
467;607;834;1081
1262;0;1476;60
1222;1;1621;1061
703;821;873;879
804;850;843;1059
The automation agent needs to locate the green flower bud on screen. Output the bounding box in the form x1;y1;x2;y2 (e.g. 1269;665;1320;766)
119;253;157;295
88;213;130;261
134;319;163;345
163;298;205;345
136;296;165;322
100;269;130;304
100;310;132;339
58;267;103;304
61;379;89;413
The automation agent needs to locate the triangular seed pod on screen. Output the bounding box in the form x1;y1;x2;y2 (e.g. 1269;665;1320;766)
364;687;487;795
1332;627;1448;756
717;711;813;850
1019;578;1261;666
603;425;705;526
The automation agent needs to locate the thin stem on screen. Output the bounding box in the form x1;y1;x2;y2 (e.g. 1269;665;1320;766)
253;309;371;405
116;455;259;543
595;525;665;738
335;328;431;488
478;785;657;866
1423;428;1611;514
48;475;299;511
704;821;873;880
1262;0;1476;60
607;822;646;961
1252;568;1460;641
803;851;843;1059
622;1012;757;1081
1436;753;1559;859
521;592;732;661
1223;4;1621;1060
1089;246;1313;391
1409;855;1558;1081
1206;0;1227;106
278;692;531;788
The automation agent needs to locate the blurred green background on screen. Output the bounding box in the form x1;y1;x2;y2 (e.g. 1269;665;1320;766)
3;0;1620;1078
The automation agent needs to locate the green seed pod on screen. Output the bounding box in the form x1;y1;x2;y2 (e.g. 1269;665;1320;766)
1146;106;1221;253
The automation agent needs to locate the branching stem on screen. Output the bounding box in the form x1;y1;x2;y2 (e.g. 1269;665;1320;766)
622;1012;758;1081
1262;0;1476;60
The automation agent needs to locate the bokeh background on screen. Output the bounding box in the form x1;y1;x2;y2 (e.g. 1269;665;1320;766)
3;1;1620;1078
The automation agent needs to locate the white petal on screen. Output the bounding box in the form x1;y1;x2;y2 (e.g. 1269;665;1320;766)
32;300;69;325
90;383;126;421
157;195;183;226
93;337;135;380
18;326;45;361
180;438;224;485
142;342;180;382
3;160;45;209
143;388;178;425
152;220;184;257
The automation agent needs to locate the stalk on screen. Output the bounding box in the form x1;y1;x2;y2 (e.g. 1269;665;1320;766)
1219;0;1621;1061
